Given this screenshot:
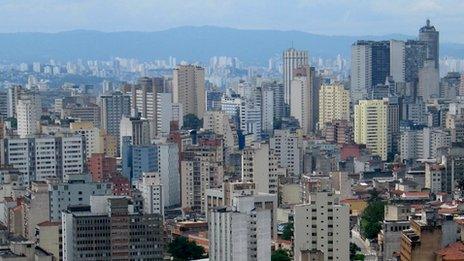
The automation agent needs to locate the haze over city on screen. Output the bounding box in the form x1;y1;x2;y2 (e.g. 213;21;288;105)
0;1;463;261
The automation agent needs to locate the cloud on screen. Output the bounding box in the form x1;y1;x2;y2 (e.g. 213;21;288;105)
0;0;462;42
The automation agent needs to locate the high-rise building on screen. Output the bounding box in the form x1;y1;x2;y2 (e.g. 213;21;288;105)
322;120;353;144
2;135;85;183
270;129;301;177
293;191;350;261
127;77;167;138
354;99;388;160
0;91;8;119
70;121;103;159
87;153;117;182
181;137;224;212
62;197;164;261
283;48;309;107
419;19;439;69
318;84;350;129
389;40;406;83
351;41;390;104
405;40;427;84
119;115;151;151
156;92;183;137
137;172;164;217
418;59;440;101
203;111;237;149
239;100;261;140
157;142;181;208
262;81;284;121
17;98;40;138
100;91;131;154
208;206;271;261
173;65;205;118
49;174;112;221
259;87;274;134
290;66;314;134
241;142;285;194
400;126;451;161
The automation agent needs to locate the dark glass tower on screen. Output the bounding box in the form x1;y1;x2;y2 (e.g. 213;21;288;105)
419;19;439;69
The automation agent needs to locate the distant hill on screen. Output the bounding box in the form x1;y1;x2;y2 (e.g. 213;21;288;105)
0;26;462;64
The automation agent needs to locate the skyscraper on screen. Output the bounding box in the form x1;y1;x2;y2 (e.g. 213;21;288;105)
283;48;309;107
419;19;439;69
389;40;406;83
351;41;390;104
173;64;206;119
405;40;427;84
418;59;440;100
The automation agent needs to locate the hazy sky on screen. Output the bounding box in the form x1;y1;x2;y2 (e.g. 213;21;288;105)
1;0;463;42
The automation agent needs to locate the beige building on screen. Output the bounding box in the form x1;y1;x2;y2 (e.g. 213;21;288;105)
203;111;237;149
24;181;50;240
181;142;224;214
354;99;388;160
173;65;205;119
70;121;104;158
241;142;285;195
36;221;61;260
290;66;314;134
318;84;350;130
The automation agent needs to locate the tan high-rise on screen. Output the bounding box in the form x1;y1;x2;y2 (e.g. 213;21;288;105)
173;65;205;118
354;99;388;160
318;84;350;129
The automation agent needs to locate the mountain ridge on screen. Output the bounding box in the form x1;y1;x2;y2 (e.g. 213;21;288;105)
0;26;462;64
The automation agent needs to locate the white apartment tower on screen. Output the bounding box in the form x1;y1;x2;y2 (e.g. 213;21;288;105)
269;129;301;177
17;98;41;138
351;43;372;104
208;207;271;261
294;191;350;261
283;48;309;106
241;142;285;194
138;172;164;217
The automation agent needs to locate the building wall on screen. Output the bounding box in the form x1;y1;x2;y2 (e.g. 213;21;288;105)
318;84;350;129
354;99;388;160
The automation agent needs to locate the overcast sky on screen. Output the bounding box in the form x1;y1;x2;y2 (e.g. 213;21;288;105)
1;0;463;42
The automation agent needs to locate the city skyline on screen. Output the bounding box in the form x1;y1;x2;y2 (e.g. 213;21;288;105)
1;0;464;43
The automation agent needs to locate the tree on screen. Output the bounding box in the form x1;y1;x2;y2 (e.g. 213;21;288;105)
350;243;360;257
360;200;385;239
271;249;291;261
183;114;202;130
281;222;293;240
350;243;364;260
168;236;205;260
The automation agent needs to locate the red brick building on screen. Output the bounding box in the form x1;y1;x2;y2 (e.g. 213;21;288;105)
87;153;117;182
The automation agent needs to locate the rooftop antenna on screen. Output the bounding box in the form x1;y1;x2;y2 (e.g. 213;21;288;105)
291;40;294;49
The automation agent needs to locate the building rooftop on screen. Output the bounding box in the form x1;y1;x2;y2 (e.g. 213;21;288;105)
436;242;464;260
37;221;61;227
